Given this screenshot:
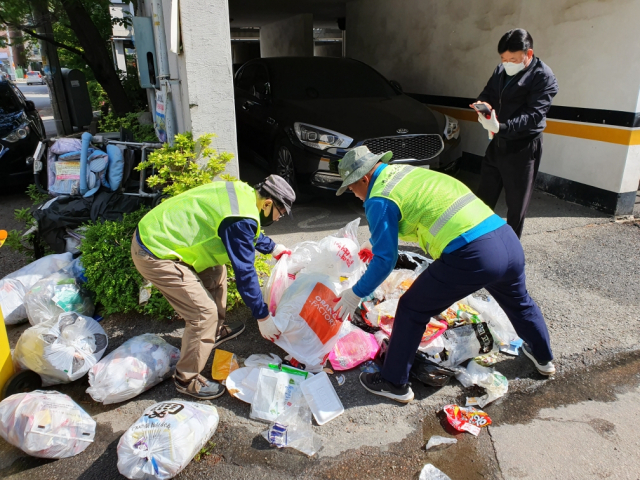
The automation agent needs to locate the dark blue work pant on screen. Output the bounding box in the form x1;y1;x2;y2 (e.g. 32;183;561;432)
381;224;553;385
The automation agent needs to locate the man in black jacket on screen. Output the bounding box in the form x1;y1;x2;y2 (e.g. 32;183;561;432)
472;29;558;237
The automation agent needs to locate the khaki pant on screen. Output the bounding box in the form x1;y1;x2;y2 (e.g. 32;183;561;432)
131;234;227;389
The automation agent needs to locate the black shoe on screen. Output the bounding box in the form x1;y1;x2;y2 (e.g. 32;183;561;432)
359;372;414;403
175;376;226;400
212;320;245;349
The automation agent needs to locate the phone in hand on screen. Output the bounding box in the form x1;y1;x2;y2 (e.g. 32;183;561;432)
471;103;492;118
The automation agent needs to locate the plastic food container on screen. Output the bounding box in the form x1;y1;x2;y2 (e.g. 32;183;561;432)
300;371;344;425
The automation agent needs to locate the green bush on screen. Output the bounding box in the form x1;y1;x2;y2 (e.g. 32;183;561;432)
97;112;157;142
136;132;235;197
79;208;174;318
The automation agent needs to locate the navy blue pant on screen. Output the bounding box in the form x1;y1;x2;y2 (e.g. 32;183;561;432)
382;224;553;385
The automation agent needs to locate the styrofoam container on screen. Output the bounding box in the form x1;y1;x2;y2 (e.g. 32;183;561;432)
226;367;256;404
300;371;344;425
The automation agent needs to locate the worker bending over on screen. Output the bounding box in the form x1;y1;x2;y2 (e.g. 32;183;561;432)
132;175;295;400
334;146;554;403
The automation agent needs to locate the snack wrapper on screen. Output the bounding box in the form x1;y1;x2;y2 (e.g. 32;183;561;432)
442;404;492;436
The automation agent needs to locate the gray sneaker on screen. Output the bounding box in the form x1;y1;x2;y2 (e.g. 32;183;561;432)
174;376;226;400
522;344;556;376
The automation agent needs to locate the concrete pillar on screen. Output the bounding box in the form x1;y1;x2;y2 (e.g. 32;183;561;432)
260;14;313;58
179;0;239;177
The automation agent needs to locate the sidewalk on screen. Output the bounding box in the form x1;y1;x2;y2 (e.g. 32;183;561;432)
0;181;638;479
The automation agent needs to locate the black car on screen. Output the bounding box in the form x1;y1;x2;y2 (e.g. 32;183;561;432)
234;57;462;192
0;79;46;186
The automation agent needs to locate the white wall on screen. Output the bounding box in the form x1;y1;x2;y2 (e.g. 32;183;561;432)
260;14;314;58
346;0;640;202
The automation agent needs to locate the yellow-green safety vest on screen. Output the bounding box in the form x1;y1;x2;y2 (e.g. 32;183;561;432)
369;165;494;259
138;181;261;273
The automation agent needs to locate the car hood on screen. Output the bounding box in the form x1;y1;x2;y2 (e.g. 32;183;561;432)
274;95;442;141
0;111;26;137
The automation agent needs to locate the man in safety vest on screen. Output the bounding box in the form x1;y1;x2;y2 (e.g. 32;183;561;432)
132;175;295;400
333;146;554;403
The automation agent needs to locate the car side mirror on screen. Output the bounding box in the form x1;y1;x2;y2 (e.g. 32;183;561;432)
389;80;403;93
25;100;37;112
252;82;271;101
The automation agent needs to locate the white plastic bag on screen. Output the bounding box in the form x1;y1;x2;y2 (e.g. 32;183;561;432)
456;361;509;408
463;294;519;346
0;390;96;458
262;255;293;315
13;311;108;386
419;464;452;480
117;401;219;480
86;334;180;405
0;253;73;324
24;269;94;325
272;273;346;368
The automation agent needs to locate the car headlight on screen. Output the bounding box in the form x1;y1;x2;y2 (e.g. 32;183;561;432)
2;124;30;143
443;114;460;141
294;122;353;150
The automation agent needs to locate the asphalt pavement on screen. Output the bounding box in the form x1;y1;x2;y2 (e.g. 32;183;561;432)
0;157;639;479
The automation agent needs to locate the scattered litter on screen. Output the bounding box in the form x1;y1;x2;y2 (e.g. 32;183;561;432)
328;321;380;371
323;367;334;375
425;435;457;451
211;349;239;381
419;464;452;480
13;311;108;386
442;404;492;436
410;352;456;387
138;281;153;305
0;253;73;324
244;353;282;368
300;371;344;425
226;367;256;403
117;401;219;479
474;351;500;366
0;390;96;458
250;365;310;423
86;334;179;404
336;374;345;386
261;395;321;456
501;338;523;356
454;361;508;407
360;360;381;374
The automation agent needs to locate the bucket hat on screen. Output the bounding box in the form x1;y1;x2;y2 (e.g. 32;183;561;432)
336;146;392;196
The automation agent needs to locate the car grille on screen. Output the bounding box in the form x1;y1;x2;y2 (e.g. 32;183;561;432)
362;134;444;161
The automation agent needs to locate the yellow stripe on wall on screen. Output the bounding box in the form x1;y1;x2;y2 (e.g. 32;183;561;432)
429;105;640;146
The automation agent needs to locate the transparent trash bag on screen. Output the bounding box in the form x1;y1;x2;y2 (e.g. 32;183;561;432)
374;269;417;301
261;392;321;456
262;255;294;315
13;311;108;386
0;253;73;325
86;334;180;405
272;273;346;368
0;390;96;459
463;294;519;347
117;401;219;480
328;321;380;371
250;366;310;423
24;270;94;326
440;322;498;367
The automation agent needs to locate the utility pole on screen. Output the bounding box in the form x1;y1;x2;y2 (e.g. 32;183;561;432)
29;0;72;136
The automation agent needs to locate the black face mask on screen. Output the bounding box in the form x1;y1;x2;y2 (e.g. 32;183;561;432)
260;209;274;227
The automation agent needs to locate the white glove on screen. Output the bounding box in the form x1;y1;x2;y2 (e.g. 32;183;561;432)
271;244;291;261
361;239;372;251
258;315;281;342
478;110;500;137
333;288;361;321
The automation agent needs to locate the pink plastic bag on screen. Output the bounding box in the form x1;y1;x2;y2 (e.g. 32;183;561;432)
328;322;380;371
263;255;294;315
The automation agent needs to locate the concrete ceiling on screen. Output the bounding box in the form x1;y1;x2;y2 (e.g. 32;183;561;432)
228;0;346;28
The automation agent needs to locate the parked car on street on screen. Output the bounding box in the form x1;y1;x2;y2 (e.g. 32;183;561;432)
0;79;47;186
26;71;45;85
234;57;461;193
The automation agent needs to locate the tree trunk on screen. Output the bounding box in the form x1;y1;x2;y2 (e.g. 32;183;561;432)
59;0;133;115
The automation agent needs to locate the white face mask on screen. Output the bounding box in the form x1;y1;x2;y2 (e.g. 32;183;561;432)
503;61;526;76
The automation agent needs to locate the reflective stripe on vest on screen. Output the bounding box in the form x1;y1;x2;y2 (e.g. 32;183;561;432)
368;165;494;259
226;181;239;215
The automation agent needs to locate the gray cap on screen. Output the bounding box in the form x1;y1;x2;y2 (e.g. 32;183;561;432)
258;174;296;214
336;146;392;196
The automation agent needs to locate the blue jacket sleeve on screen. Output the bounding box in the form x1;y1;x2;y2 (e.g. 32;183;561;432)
255;232;276;255
218;218;269;319
352;197;401;298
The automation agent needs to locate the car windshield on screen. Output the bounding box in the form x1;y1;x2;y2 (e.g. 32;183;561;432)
0;85;23;114
269;60;399;100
